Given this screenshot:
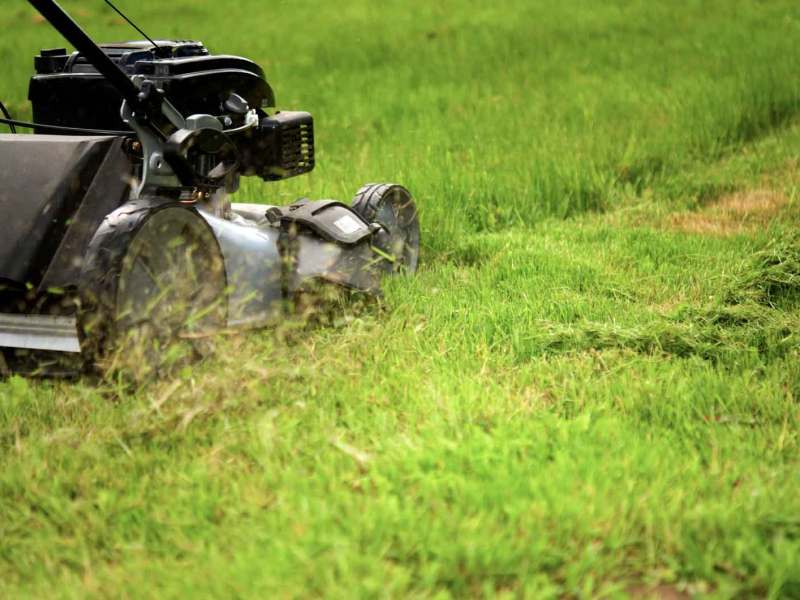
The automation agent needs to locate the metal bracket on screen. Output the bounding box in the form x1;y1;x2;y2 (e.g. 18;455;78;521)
121;77;189;198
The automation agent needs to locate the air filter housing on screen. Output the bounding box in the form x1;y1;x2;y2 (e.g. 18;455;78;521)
242;111;315;181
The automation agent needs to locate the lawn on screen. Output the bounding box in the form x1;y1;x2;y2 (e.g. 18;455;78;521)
1;0;799;597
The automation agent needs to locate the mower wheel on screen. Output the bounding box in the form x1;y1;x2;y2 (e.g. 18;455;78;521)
351;183;420;274
79;202;227;378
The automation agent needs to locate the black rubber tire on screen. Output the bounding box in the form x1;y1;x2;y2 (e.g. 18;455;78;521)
351;183;420;274
78;201;226;378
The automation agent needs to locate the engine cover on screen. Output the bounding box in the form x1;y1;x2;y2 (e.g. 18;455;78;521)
28;41;276;131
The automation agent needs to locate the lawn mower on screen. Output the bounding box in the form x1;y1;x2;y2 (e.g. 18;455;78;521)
0;0;420;376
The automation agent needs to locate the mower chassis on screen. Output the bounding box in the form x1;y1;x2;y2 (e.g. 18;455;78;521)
0;313;81;353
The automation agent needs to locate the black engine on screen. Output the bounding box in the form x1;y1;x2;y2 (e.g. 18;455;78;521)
29;41;314;183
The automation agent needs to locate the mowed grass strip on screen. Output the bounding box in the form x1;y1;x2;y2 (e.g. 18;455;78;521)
1;0;800;597
2;218;798;597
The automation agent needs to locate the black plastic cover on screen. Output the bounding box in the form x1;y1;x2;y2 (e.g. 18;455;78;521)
267;199;373;246
0;135;129;286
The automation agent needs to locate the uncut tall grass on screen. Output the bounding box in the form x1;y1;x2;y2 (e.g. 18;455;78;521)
2;0;800;252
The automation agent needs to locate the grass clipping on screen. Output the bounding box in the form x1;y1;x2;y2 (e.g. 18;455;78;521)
532;233;800;361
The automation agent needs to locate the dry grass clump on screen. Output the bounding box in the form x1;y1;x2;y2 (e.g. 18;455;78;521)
667;190;791;236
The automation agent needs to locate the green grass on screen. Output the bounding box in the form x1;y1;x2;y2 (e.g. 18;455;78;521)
2;0;800;597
